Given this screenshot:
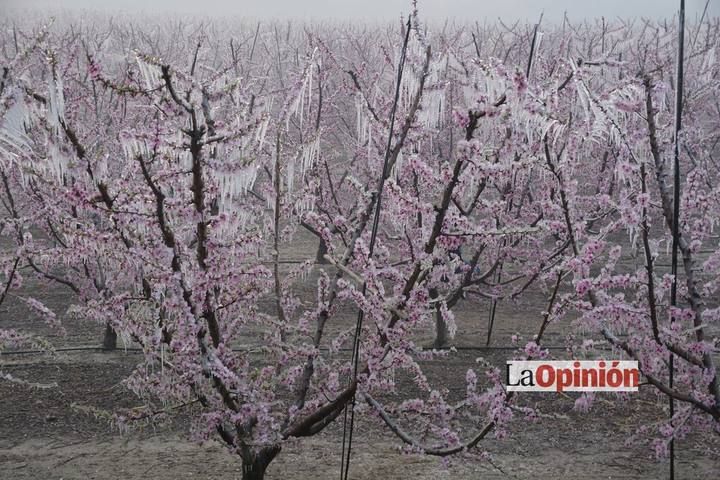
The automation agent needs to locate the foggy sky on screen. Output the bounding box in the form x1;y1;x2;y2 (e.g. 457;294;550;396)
1;0;717;22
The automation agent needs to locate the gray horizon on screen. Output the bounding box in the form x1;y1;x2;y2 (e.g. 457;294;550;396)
1;0;717;22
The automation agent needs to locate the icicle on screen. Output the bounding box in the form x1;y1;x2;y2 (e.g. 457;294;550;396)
419;56;447;130
136;55;160;90
307;57;313;117
121;136;132;159
702;46;716;83
286;158;295;194
367;123;372;161
42;72;69;183
300;135;320;178
215;162;262;211
552;122;566;148
48;143;68;182
530;32;544;76
286;63;311;131
256;117;269;150
356;92;363;145
240;164;258;194
0;95;32;155
294;195;315;215
47;75;65;136
298;83;305;130
392;150;404;181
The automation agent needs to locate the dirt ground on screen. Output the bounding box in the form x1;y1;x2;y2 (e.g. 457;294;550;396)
1;230;719;479
1;350;719;480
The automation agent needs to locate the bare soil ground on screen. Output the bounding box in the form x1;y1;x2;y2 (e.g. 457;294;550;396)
1;230;719;479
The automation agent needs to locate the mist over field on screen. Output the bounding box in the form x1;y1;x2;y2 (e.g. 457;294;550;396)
2;0;718;21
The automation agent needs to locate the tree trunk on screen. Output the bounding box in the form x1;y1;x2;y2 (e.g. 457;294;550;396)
433;313;448;349
102;322;117;350
241;446;280;480
430;288;448;349
242;460;268;480
315;237;329;264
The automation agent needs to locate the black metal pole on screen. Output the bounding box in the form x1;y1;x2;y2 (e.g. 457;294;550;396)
669;1;685;479
340;17;413;480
